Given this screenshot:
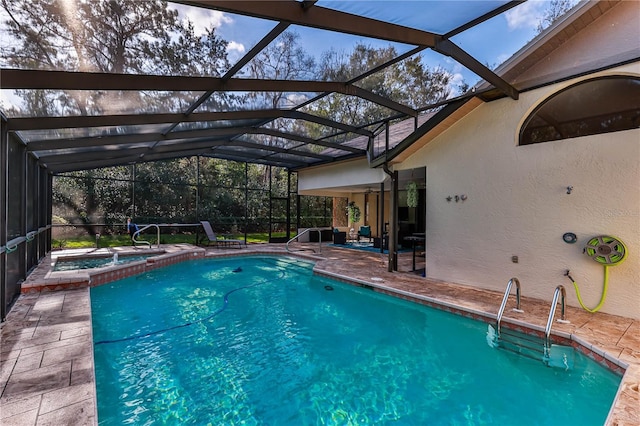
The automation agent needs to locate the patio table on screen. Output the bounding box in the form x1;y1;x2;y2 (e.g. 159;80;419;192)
404;235;425;271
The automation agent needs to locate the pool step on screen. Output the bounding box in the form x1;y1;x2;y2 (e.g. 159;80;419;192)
498;329;545;360
488;326;575;369
488;328;544;361
257;257;314;275
500;345;543;362
500;328;544;346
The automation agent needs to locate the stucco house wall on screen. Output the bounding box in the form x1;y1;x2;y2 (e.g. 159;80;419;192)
298;159;385;196
399;63;639;319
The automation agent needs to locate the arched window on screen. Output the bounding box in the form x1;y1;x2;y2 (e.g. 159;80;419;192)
520;76;640;145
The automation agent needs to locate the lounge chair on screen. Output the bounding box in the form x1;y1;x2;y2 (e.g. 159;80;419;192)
200;221;245;248
357;225;372;242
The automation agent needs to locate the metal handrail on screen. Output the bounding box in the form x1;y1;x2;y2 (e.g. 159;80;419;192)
545;285;568;355
2;236;26;254
496;277;523;336
132;224;160;248
1;226;52;254
286;228;322;253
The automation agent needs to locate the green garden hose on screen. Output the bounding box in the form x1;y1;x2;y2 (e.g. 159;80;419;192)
566;236;627;313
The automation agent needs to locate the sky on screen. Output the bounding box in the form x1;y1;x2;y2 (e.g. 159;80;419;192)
170;1;573;93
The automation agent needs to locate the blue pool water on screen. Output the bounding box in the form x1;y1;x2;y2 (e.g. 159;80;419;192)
54;254;156;271
91;256;621;425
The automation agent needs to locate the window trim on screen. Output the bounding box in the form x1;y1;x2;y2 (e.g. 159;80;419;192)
519;75;640;146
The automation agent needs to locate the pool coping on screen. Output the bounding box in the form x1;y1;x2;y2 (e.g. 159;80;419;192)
1;244;638;425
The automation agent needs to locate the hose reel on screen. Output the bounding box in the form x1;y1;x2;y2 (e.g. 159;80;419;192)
584;236;627;266
566;235;627;313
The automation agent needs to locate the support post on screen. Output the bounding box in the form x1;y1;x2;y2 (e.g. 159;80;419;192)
379;182;384;254
389;170;398;271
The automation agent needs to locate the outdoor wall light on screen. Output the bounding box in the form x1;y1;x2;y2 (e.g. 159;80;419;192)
446;195;467;202
566;186;573;194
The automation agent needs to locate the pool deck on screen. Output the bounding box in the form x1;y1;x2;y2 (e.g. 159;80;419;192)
1;243;638;425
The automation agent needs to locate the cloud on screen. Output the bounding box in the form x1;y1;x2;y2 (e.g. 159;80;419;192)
170;4;233;36
504;2;545;31
496;53;512;66
227;41;246;54
449;72;464;87
438;60;467;95
285;93;310;107
0;90;23;112
226;41;246;63
208;10;233;29
447;71;466;95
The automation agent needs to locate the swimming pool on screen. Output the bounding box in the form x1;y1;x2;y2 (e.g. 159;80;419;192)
91;255;621;425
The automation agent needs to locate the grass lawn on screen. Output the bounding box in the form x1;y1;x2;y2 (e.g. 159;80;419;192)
53;232;274;249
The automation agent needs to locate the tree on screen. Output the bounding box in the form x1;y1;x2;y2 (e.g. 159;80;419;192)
244;31;316;108
536;0;578;34
1;0;235;231
1;0;231;116
307;43;453;128
134;158;198;223
232;30;317;185
53;167;132;235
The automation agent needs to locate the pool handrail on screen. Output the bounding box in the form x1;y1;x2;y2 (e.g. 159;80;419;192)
0;226;52;254
286;228;322;254
496;277;522;337
544;285;568;356
132;224;160;248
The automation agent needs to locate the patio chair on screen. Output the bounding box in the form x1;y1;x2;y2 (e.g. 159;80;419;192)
357;225;372;242
200;221;244;248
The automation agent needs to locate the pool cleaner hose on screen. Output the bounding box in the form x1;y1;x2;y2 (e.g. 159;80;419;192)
566;236;627;313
